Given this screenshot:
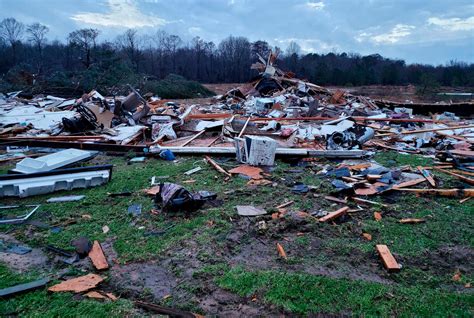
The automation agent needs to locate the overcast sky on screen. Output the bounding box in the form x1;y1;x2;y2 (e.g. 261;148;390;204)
1;0;473;65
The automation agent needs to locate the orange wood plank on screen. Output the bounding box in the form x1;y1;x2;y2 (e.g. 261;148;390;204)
88;241;109;270
48;274;103;293
376;245;400;272
319;206;349;222
392;178;426;189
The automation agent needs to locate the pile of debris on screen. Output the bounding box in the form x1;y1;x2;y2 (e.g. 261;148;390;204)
1;50;473;199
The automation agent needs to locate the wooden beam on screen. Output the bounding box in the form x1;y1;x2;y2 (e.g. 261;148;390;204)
275;200;294;209
392;178;426;189
417;166;436;187
378;124;474;137
352;197;388;207
319;206;349;222
237;117;251;138
204;156;231;177
180;130;205;147
433;167;474;185
324;196;348;204
376;244;400;272
395;188;474;197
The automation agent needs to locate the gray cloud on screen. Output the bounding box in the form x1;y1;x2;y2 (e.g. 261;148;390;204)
0;0;473;65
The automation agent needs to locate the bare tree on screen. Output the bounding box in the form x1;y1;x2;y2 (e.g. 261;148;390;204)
26;22;49;73
116;29;143;72
26;23;49;56
164;34;182;73
68;28;100;68
286;41;301;57
0;18;24;62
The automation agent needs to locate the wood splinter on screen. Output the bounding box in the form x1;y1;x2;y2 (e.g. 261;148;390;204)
204;155;231;177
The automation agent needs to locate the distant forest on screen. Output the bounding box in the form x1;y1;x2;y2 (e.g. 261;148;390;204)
0;17;473;95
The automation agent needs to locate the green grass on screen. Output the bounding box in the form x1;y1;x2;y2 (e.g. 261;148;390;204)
217;267;474;317
0;264;135;317
1;156;246;263
1;150;473;316
374;151;433;168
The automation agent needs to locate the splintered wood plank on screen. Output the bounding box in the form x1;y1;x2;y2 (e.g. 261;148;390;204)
324;196;347;204
319;206;349;222
276;243;287;259
88;241;109;270
376;245;400;272
417;166;436;187
434;168;474;185
48;274;103;293
399;218;425;224
392;178;426;189
347;163;371;171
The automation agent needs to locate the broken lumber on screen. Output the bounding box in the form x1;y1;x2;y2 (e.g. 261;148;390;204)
275;200;294;209
399;218;425;224
459;197;471;203
204;156;231;177
324;196;348;204
352;197;388;207
237;117;251;138
367;174;382;181
180;130;206;147
433;168;474;185
48;274;103;293
276;243;287;259
395;188;474;197
319;206;349;222
0;278;50;298
417;166;436;187
392;178;426;189
376;245;400;272
378;124;474;137
88;241;109;270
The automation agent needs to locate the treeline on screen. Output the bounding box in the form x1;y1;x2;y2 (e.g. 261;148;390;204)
0;17;473;96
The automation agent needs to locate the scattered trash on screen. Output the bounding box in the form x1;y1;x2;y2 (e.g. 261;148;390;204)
184;166;202;175
47;195;85;203
155;183;215;212
102;225;110;234
159;149;175;161
71;237;92;258
0;165;113;198
0;278;50;298
236;205;267;216
229;165;264;180
0;205;40;224
292;183;309;194
129;156;146;163
374;212;382;221
13;149;95;174
0;241;32;255
128;204;142;216
48;274;103;293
